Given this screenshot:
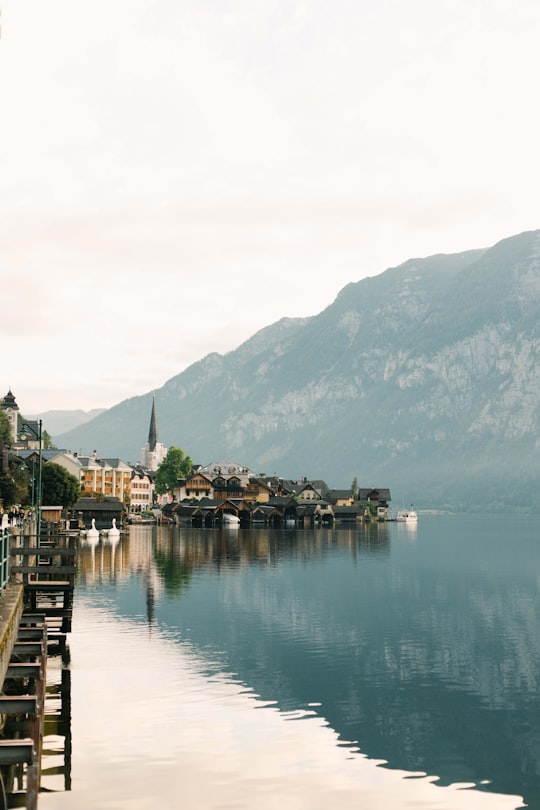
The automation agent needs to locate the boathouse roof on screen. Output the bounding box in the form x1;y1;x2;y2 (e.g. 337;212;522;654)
357;488;391;503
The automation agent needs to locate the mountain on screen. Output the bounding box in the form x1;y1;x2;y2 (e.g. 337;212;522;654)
56;229;540;512
28;409;107;437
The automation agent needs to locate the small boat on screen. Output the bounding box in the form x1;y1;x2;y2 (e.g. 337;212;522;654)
397;509;418;523
222;513;240;526
127;514;156;525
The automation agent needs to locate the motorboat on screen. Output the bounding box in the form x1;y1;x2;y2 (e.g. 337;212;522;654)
397;509;418;523
127;514;156;524
222;513;240;526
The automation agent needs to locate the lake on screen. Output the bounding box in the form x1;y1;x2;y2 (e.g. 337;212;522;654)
39;514;539;809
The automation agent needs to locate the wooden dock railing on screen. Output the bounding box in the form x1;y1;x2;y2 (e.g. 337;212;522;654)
0;527;10;592
10;534;77;634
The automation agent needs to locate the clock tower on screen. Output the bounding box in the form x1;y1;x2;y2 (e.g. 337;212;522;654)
1;389;19;444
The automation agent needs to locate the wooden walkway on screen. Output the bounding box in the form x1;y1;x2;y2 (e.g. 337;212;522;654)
10;537;77;636
0;614;47;809
0;533;76;808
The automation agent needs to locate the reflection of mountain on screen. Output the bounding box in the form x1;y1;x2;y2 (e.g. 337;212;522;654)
94;519;539;808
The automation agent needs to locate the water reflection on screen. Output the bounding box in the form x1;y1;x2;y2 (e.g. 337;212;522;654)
48;518;540;809
42;642;72;795
40;604;522;810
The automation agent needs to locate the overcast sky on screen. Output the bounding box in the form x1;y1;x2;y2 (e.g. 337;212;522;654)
2;0;539;414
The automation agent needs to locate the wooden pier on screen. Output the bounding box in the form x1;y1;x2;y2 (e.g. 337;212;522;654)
10;537;76;637
0;528;76;808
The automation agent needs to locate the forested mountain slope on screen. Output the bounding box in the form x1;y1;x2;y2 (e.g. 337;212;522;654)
56;229;540;511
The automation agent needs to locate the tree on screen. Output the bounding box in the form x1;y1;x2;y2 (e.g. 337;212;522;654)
0;410;10;447
351;476;358;499
41;463;80;508
43;430;56;450
0;473;19;510
0;458;28;509
154;447;193;496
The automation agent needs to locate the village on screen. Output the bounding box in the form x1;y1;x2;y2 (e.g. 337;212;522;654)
1;390;394;531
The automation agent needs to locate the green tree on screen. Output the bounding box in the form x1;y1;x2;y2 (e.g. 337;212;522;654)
0;410;11;447
0;458;28;509
351;476;358;498
41;463;80;508
43;430;56;450
154;447;192;497
0;473;19;510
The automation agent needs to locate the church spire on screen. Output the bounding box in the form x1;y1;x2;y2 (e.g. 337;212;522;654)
148;395;158;452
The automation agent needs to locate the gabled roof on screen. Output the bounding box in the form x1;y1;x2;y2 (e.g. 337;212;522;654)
198;461;252;476
246;477;274;492
281;479;330;497
174;504;198;517
18;449;67;463
251;504;275;515
73;497;124;512
131;468;153;481
326;489;353;500
100;458;132;470
185;472;213;484
357;488;391;502
333;504;364;514
267;496;299;507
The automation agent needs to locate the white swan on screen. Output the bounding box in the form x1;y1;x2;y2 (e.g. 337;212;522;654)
108;518;120;539
87;518;99;540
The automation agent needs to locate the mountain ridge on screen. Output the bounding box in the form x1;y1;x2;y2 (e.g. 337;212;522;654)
55;229;540;511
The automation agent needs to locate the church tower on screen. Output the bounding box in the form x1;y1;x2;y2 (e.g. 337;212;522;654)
1;389;19;443
147;396;158;454
140;395;167;471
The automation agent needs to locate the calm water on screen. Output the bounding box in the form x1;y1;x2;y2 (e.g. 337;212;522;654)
39;514;540;809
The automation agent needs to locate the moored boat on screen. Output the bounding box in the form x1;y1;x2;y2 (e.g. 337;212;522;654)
127;514;156;525
397;509;418;523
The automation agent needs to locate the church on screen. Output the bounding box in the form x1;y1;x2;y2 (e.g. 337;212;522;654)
140;395;167;472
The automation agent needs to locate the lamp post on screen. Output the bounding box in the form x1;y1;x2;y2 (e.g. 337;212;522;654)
30;457;36;509
19;420;43;544
36;419;42;544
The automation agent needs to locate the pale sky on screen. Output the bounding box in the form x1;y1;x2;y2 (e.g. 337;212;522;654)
2;0;539;413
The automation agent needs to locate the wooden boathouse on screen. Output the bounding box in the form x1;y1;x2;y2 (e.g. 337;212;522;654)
170;496;339;527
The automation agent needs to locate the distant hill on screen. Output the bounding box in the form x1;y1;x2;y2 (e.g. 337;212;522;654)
26;409;106;438
56;229;540;512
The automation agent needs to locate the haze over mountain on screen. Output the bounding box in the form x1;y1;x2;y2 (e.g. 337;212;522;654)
28;409;106;436
55;229;540;511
